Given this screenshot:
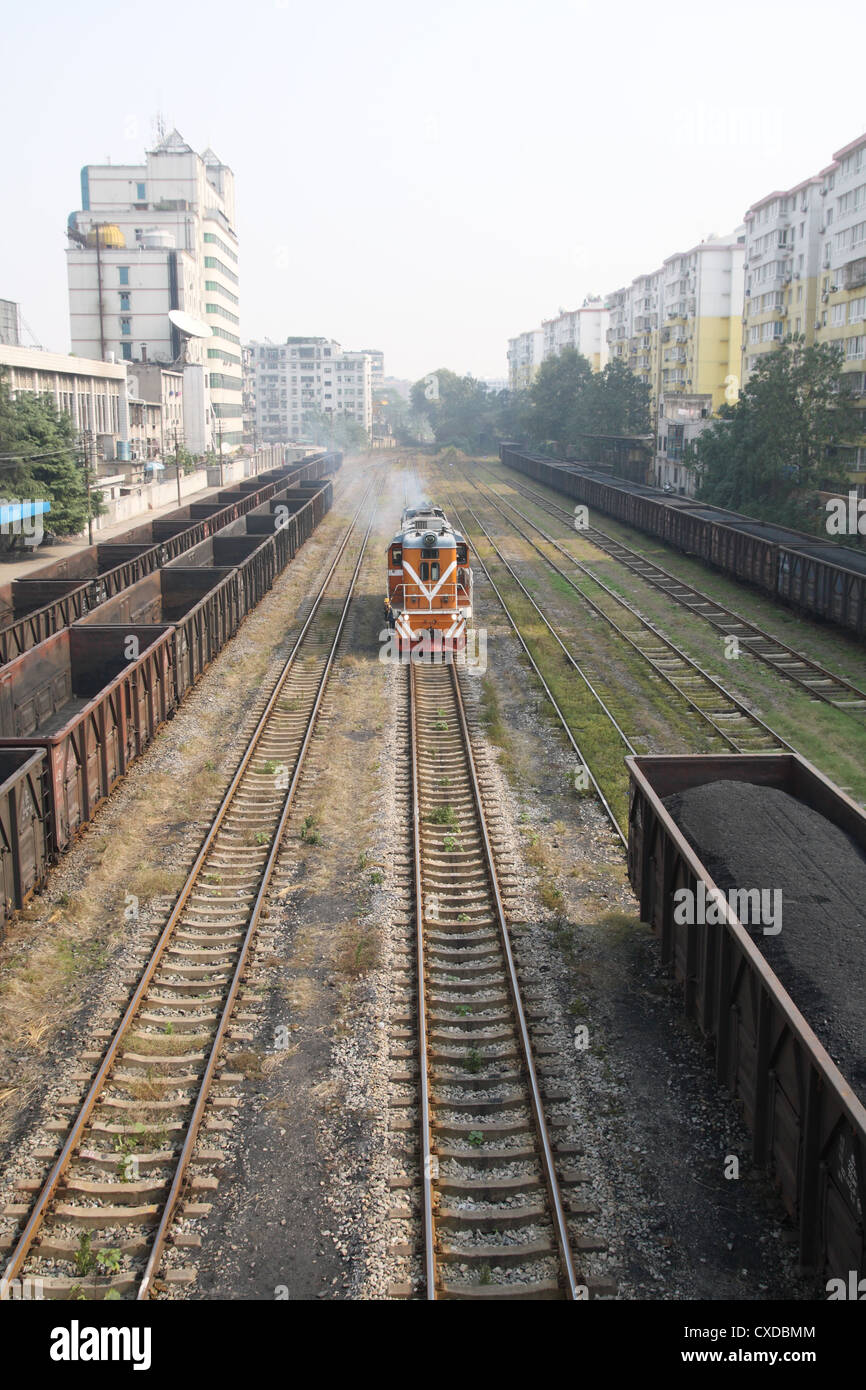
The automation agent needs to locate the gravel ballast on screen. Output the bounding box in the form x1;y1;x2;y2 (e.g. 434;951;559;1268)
663;779;866;1100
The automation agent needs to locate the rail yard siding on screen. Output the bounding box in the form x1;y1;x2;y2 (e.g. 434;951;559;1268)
0;452;341;664
0;477;334;935
500;446;866;640
627;752;866;1282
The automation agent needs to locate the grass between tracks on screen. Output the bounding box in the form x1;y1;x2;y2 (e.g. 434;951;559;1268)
477;464;866;805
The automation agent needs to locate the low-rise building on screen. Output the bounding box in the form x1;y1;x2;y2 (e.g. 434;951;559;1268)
0;343;128;460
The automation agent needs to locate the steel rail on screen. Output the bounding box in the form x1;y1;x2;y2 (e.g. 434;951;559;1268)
408;662;437;1299
446;495;627;846
447;663;581;1299
138;482;380;1297
1;476;379;1299
469;478;793;756
489;462;866;716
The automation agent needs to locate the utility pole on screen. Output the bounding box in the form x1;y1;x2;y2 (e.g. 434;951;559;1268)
174;428;182;506
81;431;94;544
218;420;224;485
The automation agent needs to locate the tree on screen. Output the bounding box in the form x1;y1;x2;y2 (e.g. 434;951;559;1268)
580;358;652;437
524;350;650;451
684;338;855;530
301;407;369;453
410;370;526;453
526;348;593;445
0;376;104;538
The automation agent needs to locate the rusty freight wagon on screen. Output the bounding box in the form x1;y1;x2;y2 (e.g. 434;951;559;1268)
0;625;175;852
0;451;340;665
75;568;241;699
627;752;866;1281
501;446;866;641
0;747;51;939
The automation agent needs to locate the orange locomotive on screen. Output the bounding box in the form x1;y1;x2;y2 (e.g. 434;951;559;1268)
386;503;472;654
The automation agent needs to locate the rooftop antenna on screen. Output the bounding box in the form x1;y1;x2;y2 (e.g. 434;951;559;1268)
168;309;213;367
155;111;166;144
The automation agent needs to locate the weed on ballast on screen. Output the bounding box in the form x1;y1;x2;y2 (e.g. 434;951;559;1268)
300;814;321;846
428;804;457;827
464;1046;484;1074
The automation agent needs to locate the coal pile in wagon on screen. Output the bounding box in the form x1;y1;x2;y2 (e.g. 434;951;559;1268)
663;780;866;1102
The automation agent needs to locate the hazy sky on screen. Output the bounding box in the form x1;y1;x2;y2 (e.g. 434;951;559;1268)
3;0;866;381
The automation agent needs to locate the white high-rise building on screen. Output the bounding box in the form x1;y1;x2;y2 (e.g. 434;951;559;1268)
507;330;544;390
66;130;241;456
248;338;373;443
541;296;609;371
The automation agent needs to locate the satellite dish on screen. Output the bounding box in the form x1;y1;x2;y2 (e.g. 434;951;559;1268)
169;309;213;339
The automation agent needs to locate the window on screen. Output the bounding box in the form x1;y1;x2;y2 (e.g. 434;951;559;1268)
846;336;866;360
832;303;846;326
121;319;131;336
121;343;132;361
119;292;130;311
118;266;129;286
136;182;146;200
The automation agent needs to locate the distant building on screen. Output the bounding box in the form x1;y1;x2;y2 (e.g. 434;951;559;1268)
127;364;184;458
507;330;543;391
541;296;609;371
242;345;257;447
66;129;241;455
605;233;744;493
482;378;509;394
247;337;373;443
358;349;385;393
0;343;128;460
0;299;20;346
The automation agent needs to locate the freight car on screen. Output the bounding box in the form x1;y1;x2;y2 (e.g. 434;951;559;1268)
0;625;176;853
627;752;866;1281
500;446;866;641
0;450;341;664
0;477;333;938
0;748;50;935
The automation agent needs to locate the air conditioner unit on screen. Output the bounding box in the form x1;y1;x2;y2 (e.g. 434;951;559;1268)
830;284;839;293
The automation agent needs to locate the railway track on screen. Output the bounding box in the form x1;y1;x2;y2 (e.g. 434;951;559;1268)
0;478;379;1301
408;659;591;1299
486;464;866;717
455;486;791;762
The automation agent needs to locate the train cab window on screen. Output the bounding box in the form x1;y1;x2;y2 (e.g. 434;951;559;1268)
430;563;440;581
420;562;441;582
456;545;467;563
392;548;402;564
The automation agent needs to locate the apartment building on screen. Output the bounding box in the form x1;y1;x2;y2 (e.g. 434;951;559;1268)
66;130;241;455
249;338;373;443
541;296;609;371
506;329;544;391
742;178;823;380
740;132;866;476
819;134;866;474
605;234;743;492
358;349;385;394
